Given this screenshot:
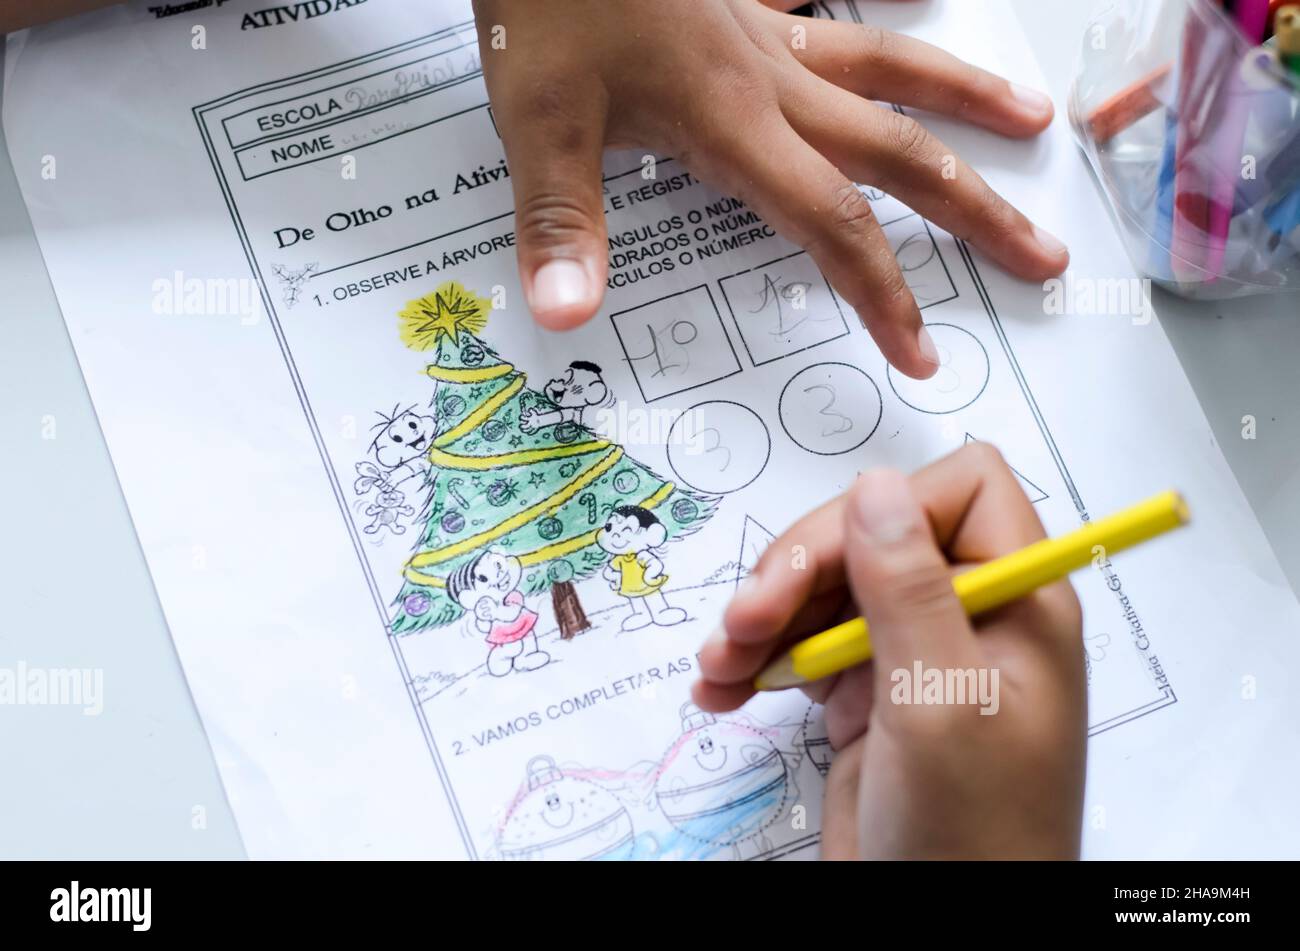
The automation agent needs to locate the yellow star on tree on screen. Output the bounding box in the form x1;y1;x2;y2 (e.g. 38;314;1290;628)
399;281;491;351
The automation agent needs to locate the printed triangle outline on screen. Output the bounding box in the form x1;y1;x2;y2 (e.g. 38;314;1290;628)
963;434;1049;504
737;514;777;587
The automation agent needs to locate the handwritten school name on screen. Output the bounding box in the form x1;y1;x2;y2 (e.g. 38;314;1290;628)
240;0;369;31
147;0;235;19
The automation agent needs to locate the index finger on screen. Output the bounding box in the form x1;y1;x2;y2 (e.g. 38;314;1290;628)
697;441;1046;689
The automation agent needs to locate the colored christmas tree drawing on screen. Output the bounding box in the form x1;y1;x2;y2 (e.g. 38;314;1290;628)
390;282;718;638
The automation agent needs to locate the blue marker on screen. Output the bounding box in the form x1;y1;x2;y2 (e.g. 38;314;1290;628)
1264;185;1300;248
1151;110;1179;280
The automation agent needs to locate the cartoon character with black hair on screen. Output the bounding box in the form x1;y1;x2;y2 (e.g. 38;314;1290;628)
447;549;551;677
519;361;609;434
597;505;687;631
369;404;437;489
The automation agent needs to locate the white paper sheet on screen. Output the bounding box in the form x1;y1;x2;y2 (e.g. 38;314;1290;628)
6;0;1298;859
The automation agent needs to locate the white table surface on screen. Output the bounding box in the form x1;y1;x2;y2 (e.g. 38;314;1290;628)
1;1;1296;859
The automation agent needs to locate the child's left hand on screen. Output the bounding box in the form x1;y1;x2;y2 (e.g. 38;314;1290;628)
474;0;1069;380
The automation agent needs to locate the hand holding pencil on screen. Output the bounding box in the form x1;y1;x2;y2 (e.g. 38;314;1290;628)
693;444;1088;859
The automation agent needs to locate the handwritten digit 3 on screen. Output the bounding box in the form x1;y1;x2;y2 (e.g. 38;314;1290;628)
693;426;732;471
886;324;990;416
932;343;962;395
803;384;854;437
667;400;770;493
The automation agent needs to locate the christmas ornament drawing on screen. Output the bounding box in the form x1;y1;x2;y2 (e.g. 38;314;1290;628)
497;756;636;861
386;282;720;654
654;703;792;858
491;703;812;861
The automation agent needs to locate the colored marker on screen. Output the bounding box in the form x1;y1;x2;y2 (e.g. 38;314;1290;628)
1203;0;1274;281
1269;0;1298;37
1086;63;1174;145
1278;5;1300;72
1169;9;1222;283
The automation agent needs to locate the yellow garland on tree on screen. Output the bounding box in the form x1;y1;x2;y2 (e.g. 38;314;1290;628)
403;480;678;589
407;446;626;570
426;438;611;472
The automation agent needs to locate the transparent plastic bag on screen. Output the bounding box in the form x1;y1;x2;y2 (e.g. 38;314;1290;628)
1070;0;1300;299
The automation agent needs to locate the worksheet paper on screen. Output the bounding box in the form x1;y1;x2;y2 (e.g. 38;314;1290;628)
6;0;1299;859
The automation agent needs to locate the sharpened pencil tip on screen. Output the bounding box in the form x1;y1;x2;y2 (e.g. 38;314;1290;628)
754;654;802;692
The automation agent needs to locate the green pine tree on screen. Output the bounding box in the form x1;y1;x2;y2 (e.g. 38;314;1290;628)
390;282;717;636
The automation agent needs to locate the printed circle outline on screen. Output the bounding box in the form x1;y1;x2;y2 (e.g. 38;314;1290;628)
778;362;883;456
666;400;771;495
886;323;990;415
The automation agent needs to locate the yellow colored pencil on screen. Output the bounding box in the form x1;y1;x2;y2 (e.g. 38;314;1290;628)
754;490;1190;691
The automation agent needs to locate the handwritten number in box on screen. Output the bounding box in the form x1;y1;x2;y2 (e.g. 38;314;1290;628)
883;216;958;310
610;285;742;403
719;251;849;367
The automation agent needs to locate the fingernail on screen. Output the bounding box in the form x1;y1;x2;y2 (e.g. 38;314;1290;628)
1010;83;1053;117
529;259;592;316
917;325;940;367
1033;225;1068;258
852;470;921;545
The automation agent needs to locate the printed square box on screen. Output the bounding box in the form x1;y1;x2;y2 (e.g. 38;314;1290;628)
883;215;958;310
718;250;849;367
609;284;742;403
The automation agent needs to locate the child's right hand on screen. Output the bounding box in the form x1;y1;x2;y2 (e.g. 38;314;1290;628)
474;0;1069;379
694;444;1087;859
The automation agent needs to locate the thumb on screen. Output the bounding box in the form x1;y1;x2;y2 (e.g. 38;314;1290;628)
501;92;609;330
842;469;976;675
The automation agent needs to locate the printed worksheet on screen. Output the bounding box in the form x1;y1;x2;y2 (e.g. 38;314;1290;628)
7;0;1300;859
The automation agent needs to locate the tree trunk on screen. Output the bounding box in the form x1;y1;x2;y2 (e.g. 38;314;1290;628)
552;580;592;640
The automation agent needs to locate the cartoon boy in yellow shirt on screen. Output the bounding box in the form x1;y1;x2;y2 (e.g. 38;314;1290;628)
597;505;687;632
